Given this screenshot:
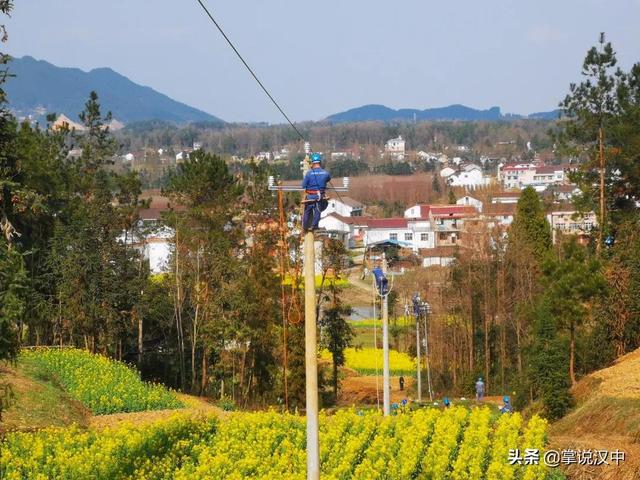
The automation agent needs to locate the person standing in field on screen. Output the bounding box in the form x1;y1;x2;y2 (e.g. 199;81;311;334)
475;377;485;402
399;376;405;391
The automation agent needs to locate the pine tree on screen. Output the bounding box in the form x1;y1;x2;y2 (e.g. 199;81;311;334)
509;187;551;262
431;172;441;195
542;238;605;385
529;300;573;420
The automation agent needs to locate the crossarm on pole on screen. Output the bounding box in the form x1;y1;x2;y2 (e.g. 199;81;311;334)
268;176;350;192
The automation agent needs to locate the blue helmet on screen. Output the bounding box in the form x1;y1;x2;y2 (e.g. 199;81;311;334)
503;395;510;403
311;152;322;164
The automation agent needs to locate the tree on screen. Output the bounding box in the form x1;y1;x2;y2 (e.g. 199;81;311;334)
542;238;605;385
317;239;353;402
509;187;551;262
559;33;619;253
447;189;456;204
50;92;144;353
528;300;573;420
165;149;244;394
431;172;441;195
506;187;551;374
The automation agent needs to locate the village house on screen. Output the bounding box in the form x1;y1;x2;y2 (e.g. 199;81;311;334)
482;203;517;227
491;191;521;204
420;246;458;268
319;213;370;248
498;162;536;189
321;196;364;218
446;164;490;189
499;162;569;191
456;195;483;212
384;135;406;160
363;218;435;252
547;207;597;244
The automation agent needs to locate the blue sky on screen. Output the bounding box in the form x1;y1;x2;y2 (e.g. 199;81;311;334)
6;0;640;122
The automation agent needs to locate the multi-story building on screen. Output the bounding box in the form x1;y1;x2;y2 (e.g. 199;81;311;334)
384;136;406;160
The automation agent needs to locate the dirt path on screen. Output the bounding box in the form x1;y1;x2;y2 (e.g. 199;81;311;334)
89;393;223;429
339;374;415;406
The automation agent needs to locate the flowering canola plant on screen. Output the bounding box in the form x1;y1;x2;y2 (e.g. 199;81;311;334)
320;347;415;376
21;348;183;414
1;407;556;479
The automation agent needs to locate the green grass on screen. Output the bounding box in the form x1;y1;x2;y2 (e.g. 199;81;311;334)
0;362;88;433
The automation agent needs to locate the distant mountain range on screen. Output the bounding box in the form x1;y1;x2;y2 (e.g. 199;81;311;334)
326;104;560;123
5;56;224;125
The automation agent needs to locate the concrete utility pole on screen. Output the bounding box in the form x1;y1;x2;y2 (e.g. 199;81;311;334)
267;151;349;480
382;252;390;416
423;302;434;402
304;223;319;479
415;305;422;403
299;151;320;480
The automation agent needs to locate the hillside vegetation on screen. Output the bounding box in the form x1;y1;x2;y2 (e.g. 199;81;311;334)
0;362;88;433
550;348;640;479
21;349;183;414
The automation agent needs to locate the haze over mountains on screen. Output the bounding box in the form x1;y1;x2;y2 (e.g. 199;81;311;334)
6;56;559;126
325;104;560;123
6;56;224;124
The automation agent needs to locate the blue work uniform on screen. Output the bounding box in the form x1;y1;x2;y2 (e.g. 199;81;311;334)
475;379;485;401
412;294;421;317
301;166;331;231
372;266;389;295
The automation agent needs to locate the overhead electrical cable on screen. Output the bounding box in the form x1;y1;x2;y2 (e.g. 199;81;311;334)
193;0;306;141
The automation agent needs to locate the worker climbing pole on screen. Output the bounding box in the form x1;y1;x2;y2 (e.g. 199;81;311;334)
372;254;392;416
191;1;349;477
268;156;348;480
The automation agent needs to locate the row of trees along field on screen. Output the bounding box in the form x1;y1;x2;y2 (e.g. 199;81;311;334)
0;0;348;407
1;18;640;420
117;117;554;165
391;34;640;420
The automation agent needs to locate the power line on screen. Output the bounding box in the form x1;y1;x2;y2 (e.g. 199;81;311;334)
193;0;306;142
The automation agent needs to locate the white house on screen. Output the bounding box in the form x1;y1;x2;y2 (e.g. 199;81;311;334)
456;195;483;212
440;166;456;178
421;246;458;267
498;163;536;189
176;151;190;163
363;218;435;252
385;136;406;159
319;213;369;248
404;204;430;220
447;168;490;189
547;208;597;244
321;196;364;218
491;192;521;204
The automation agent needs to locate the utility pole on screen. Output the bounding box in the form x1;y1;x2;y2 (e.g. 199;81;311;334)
597;125;605;255
382;252;390;416
423;302;434;402
415;304;422;403
303;212;319;480
267;150;349;480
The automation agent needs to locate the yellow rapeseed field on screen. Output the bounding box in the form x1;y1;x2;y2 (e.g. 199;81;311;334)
21;348;183;414
320;347;416;376
0;407;553;479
